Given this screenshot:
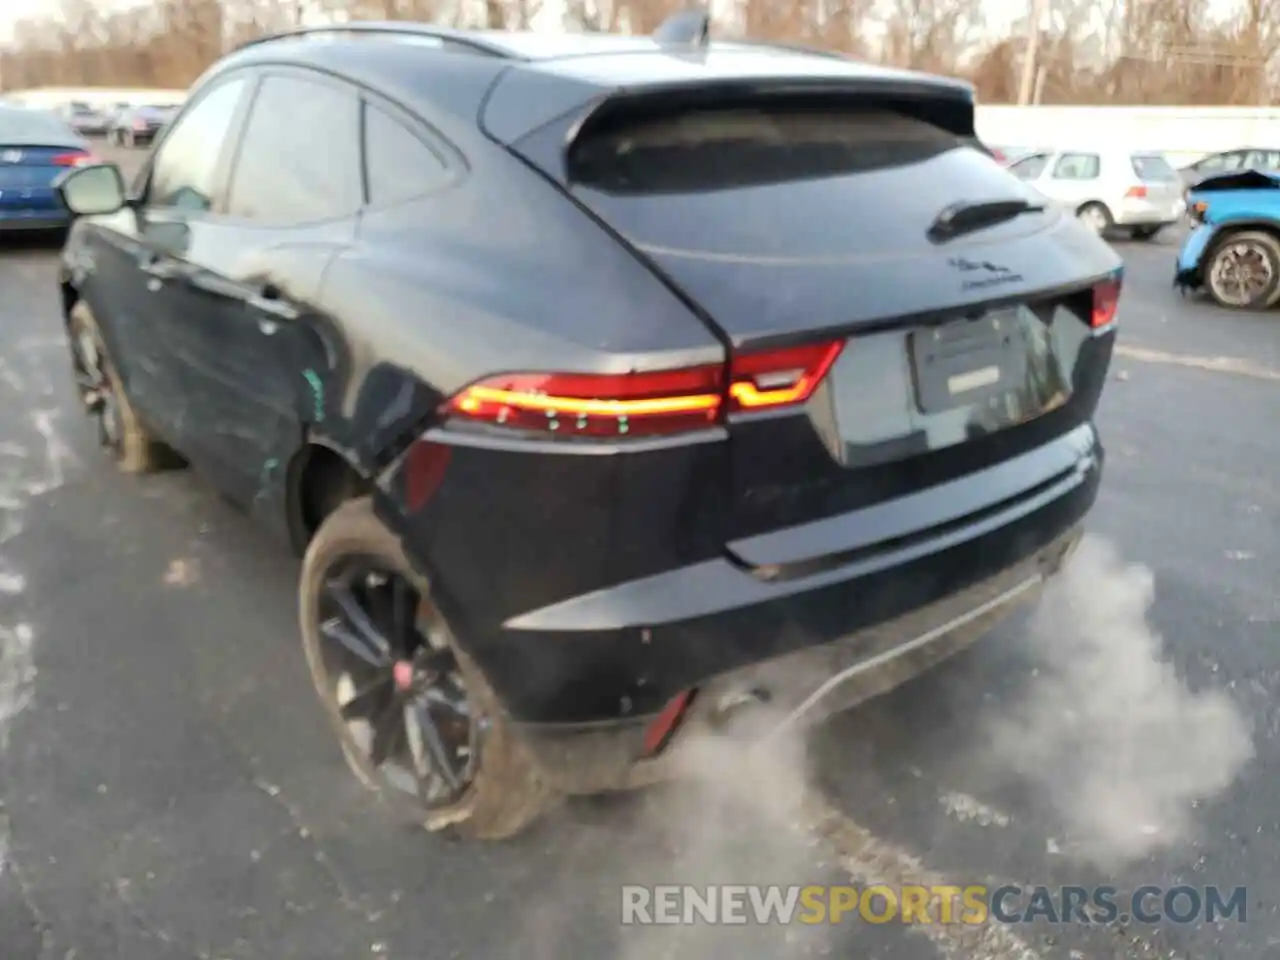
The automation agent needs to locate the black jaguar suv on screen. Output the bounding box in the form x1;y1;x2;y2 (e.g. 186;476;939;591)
54;15;1123;839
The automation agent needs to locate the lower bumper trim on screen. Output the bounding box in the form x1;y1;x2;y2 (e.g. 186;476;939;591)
763;574;1043;743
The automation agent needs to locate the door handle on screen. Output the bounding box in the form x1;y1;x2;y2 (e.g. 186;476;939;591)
247;287;299;324
139;255;182;280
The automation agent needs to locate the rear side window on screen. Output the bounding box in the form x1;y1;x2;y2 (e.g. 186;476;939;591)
149;79;248;211
1051;153;1100;180
1246;149;1280;169
226;75;361;224
563;101;1045;260
1131;154;1178;182
363;103;451;206
1197;151;1244;174
1009;154;1048;179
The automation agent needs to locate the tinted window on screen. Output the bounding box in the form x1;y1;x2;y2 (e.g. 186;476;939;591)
1009;154;1048;179
364;103;451;206
564;104;1047;259
1131;154;1178;182
1051;153;1100;179
1246;149;1280;170
226;75;360;224
149;79;247;212
1198;151;1244;173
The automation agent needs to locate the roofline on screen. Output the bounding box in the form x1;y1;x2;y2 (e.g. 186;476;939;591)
231;22;520;59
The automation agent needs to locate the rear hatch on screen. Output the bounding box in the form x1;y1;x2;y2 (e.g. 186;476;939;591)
501;79;1122;557
0;111;91;213
1130;153;1183;208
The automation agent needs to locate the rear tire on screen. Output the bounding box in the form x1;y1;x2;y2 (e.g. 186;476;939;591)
299;497;556;840
1076;202;1113;237
67;302;173;474
1204;230;1280;310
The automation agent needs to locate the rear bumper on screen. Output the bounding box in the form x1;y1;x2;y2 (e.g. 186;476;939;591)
519;521;1084;794
1115;196;1183;227
488;423;1101;783
0;210;70;232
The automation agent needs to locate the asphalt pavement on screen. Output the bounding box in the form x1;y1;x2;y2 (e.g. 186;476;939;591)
0;146;1277;960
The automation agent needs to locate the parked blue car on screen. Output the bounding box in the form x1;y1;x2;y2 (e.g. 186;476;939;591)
1175;169;1280;310
0;104;95;234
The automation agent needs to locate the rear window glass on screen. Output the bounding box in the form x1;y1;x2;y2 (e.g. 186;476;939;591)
0;108;78;145
565;103;1045;259
1131;155;1179;182
570;105;961;194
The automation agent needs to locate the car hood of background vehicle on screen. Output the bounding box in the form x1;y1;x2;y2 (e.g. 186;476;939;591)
1190;169;1280;193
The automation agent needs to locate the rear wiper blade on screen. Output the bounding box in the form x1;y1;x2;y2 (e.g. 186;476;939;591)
927;198;1046;244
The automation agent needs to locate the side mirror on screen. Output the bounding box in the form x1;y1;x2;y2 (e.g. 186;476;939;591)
55;162;127;217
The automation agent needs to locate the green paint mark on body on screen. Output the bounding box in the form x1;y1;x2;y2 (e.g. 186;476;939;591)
303;369;325;422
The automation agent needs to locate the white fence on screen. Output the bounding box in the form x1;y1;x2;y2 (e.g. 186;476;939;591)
975;106;1280;166
1;86;187;110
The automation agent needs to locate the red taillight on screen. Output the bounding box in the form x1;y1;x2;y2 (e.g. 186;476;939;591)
642;689;695;757
443;339;844;438
445;366;724;438
1125;185;1148;200
51;152;94;167
1091;277;1122;329
727;340;844;413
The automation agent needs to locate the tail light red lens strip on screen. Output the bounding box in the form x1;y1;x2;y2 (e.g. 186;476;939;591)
1090;276;1122;329
728;341;844;412
51;152;94;167
443;339;846;439
445;366;724;438
641;688;695;757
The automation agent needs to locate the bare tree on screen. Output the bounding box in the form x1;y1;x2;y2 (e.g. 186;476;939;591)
0;0;1275;104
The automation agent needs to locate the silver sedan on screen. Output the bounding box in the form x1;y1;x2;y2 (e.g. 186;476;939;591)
1006;148;1186;241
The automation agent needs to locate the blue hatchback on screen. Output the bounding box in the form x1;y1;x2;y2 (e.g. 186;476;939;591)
1175;169;1280;310
0;105;96;233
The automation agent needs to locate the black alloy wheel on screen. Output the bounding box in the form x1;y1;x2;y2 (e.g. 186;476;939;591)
315;555;479;810
69;314;124;456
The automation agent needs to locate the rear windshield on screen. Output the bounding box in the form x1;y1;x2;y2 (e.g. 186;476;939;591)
566;102;1046;258
1131;154;1179;182
0;108;80;146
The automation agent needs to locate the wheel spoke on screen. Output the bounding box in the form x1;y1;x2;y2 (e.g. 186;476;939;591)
412;698;463;794
326;581;392;662
390;577;415;653
420;645;457;676
338;674;392;721
320;615;388;668
425;678;470;716
369;699;405;768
